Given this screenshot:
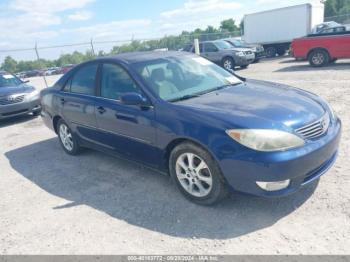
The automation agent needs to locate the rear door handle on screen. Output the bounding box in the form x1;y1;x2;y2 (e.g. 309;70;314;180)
97;106;106;114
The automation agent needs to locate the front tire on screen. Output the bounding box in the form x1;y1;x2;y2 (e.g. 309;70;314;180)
222;57;235;71
32;109;41;117
57;119;80;155
169;142;228;205
309;49;329;67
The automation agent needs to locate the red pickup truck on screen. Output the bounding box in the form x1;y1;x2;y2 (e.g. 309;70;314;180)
291;32;350;67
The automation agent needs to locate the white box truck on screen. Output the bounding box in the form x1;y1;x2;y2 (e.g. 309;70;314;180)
243;3;324;57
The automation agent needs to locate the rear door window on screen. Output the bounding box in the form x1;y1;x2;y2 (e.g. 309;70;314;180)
70;63;98;95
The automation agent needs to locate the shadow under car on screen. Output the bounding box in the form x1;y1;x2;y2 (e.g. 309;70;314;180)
5;138;319;239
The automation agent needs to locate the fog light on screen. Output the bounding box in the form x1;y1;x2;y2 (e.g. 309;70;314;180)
256;180;290;191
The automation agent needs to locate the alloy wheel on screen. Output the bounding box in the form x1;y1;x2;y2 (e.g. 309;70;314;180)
223;59;232;70
59;123;74;152
175;153;213;197
312;52;324;65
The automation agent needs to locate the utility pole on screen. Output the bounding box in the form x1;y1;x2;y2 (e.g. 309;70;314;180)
34;42;48;88
90;38;95;56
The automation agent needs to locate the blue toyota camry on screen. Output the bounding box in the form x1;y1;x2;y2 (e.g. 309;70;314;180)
40;51;341;205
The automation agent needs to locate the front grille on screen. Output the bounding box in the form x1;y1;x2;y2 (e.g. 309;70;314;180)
0;94;25;105
244;51;253;55
295;113;330;140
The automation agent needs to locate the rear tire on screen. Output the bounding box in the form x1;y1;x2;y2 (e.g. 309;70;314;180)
57;119;81;155
265;46;277;58
277;48;286;56
308;49;330;67
169;142;229;205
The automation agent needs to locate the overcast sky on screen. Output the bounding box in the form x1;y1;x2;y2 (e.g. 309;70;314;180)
0;0;321;61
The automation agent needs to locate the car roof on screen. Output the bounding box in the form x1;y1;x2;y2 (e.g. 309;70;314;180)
97;51;194;64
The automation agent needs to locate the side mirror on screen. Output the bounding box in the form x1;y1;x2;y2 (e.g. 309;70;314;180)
120;92;150;107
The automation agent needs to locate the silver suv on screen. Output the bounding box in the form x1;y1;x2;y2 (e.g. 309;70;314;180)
186;40;255;70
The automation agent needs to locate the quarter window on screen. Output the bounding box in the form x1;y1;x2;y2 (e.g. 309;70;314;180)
70;63;98;95
100;63;141;100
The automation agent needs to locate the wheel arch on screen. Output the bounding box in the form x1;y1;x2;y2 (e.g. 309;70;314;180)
163;137;219;172
52;115;62;134
163;137;230;189
307;47;331;60
221;55;235;64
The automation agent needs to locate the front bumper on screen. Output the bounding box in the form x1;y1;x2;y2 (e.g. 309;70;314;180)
0;98;41;119
220;118;341;197
235;54;255;66
254;51;265;59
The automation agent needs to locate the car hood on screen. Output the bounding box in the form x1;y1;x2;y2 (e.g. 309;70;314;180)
0;85;35;97
175;79;325;130
228;47;253;52
242;43;261;48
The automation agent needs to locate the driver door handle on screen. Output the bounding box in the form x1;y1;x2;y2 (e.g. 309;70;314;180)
97;106;106;114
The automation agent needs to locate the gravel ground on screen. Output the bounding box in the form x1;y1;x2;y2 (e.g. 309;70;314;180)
0;57;349;255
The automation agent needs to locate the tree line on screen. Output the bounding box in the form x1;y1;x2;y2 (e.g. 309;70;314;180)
1;19;241;73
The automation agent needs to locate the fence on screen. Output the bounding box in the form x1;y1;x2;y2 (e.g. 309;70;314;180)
0;13;349;80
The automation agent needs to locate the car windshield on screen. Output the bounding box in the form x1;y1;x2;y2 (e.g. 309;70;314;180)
213;41;233;50
230;39;245;47
132;55;242;102
0;74;22;88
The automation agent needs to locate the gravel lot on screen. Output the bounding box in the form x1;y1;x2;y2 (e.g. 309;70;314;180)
0;57;349;255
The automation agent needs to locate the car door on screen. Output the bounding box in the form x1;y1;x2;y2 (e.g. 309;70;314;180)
202;43;220;63
59;62;99;142
94;62;158;165
334;35;350;58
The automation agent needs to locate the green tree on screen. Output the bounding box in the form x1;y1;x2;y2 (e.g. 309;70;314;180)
1;56;17;72
325;0;350;19
220;19;239;32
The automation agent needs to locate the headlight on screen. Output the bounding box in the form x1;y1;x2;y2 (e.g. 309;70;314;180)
226;129;305;152
236;51;245;57
26;89;40;100
321;98;336;120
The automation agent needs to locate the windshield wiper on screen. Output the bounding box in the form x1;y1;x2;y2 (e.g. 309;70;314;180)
168;94;200;102
214;84;234;91
206;82;241;94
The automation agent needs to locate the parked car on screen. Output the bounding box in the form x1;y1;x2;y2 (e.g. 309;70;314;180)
15;72;27;79
224;38;265;62
25;70;44;78
44;67;60;76
40;51;341;205
185;40;255;70
0;71;41;119
56;64;75;75
291;31;350;67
